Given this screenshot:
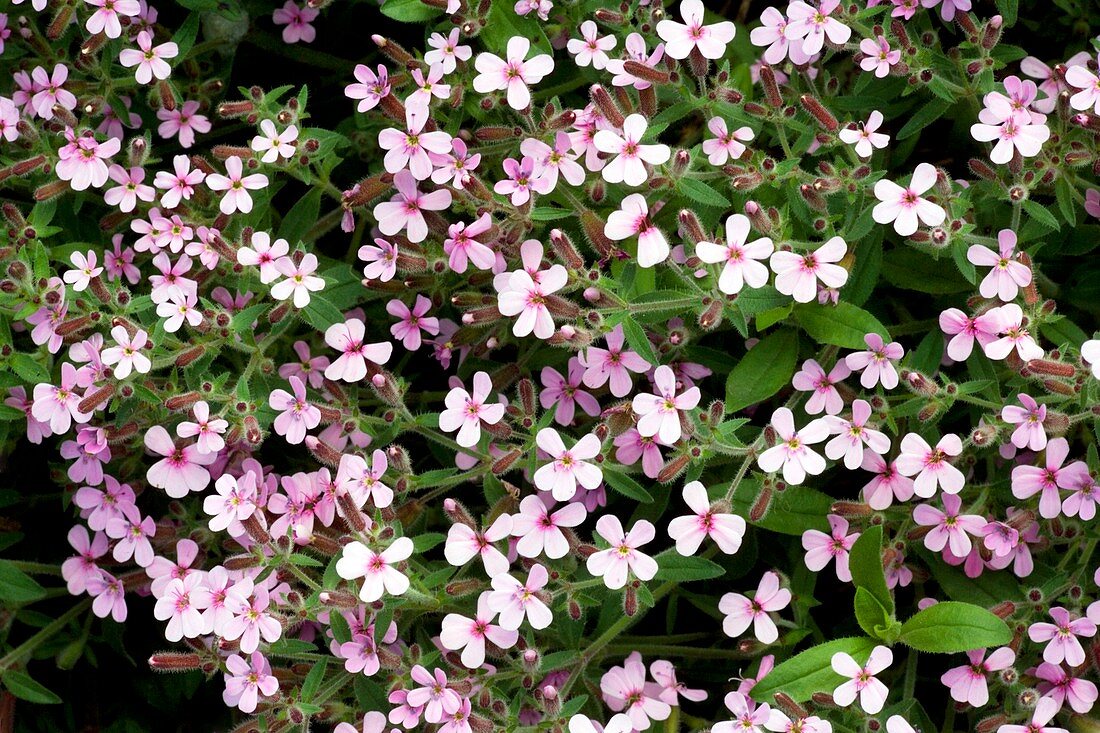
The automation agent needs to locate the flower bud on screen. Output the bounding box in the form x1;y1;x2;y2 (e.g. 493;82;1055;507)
759;65;783;107
148;652;203;672
799;94;838;131
589;85;625;128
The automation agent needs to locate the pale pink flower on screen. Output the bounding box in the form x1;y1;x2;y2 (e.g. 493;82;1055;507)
103;165;155;212
594;114;670;187
440;593;519;669
859;36;899;77
373;170;451;244
272;252;326;307
104;502;156;567
569;714;633;733
861;453;915;510
336;537;414;603
425;29;472;75
940;647;1015;707
579;325;650;398
632;364;701;444
143;424;215;497
85;0;140;38
984;303;1043;361
831;646;892;714
873;163;946;236
487;564;552;630
1034;662;1098;714
203;472;259;533
824;399;890;469
511;495;586;560
606;33;665;90
787;0;851;55
56;132;120;191
101;325;151;379
431;138;481;190
914;493;985;557
31;64;77;119
87;571;127;622
272;1;318;44
62;525;109;594
443;511;512;577
156;100;211;149
601;653;672;729
269;375;320;445
757;407;829;485
540;358;601;426
713;691;770;733
346;64;390;113
997;697;1069;733
802;514;859;581
175;400;226;455
494;155;553;205
237;231;290;284
206;156;268;215
521;132;586;188
668;480;745;556
496;264;568;339
702;117;755;166
251;119;298;163
939;307;1002;361
154;573;211;641
770;237;848;303
586;515;658;589
1012;437;1089;519
472;36;554;111
696;213;773;294
222;652;279;714
63;250;103;292
967;230;1033;302
719;571;791;643
896;432;964;497
532;428;603;501
223;584;282;653
443;214;495;274
567;20;616;69
656;0;736;60
379;109;452;181
792;358;850;416
32;363;92;434
324;318;393;383
971;114;1050;165
1066;56;1100;114
845;333;904;390
406;666;461;724
1029;608;1097;667
438;371;506;448
839;110;890;159
605;192;670;268
119;31;177;84
1002;393;1047;451
388;295;439;351
650;659;708;704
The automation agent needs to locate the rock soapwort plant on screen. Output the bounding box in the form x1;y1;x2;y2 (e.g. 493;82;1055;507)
0;0;1098;732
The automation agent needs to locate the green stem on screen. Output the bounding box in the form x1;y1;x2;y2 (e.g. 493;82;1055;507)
903;649;919;701
0;598;92;671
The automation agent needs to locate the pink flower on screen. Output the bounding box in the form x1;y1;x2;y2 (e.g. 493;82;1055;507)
605;193;670;268
594;114;670;187
85;0;140;38
801;514;859;582
940;647;1015;707
702;117;755;166
237;231;290;284
998;697;1069;733
896;432;964;497
154;573;211;641
1085;190;1100;221
607;32;665;90
983;304;1043;362
272;1;318;44
443;511;512;577
487;564;552;630
540;358;601;426
922;0;971;20
425;29;472;74
656;0;736;60
87;571;127;622
632;364;701;444
203;472;259;533
154;155;205;209
845;333;904;390
532;428;603;501
1034;662;1098;714
668;480;746;556
336;449;393;510
443;214;495;274
373;170;451;244
601;653;672;729
379;109;452;181
406;666;461;724
770;236;848;303
143;424;216;497
269;375;321;444
324;318;393;383
104;502;156;567
494;155;552;205
56;132;120;191
570;714;633;733
119;31;177;84
579;325;650;398
251;119;298;163
839;110;890;159
792;358;850;416
650;659;707;704
713;691;771;733
62;525;109;595
496;264;568;339
757;407;829;485
440;593;519;669
206;156;268;215
861;453;915;510
938;307;1001;361
1002;393;1047;451
346;64;390;113
824;398;891;469
831;646;892;714
336;537;414;603
719;571;791;643
696;213;773;294
1029;608;1097;667
388;295;439;351
511;494;586;560
63;250;103;292
103;165;155;212
1011;437;1089;519
613;428;664;479
567;20;616;69
971;113;1050;165
431;138;481;190
472;36;554;111
914;493;985;557
30;64;77;119
586;515;658;589
787;0;851;56
157;100;211;149
873;163;946;236
102;325;151;379
439;371;506;448
223;652;279;714
1062;474;1100;522
32;363;91;434
859;35;900;77
972;230;1029;299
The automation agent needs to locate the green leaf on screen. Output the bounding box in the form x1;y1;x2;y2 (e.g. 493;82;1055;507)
848;525;893;617
300;658;328;702
794;302;889;350
301;294;345;331
618;315;658;366
854;587;897;641
897;103;946;140
410;532;445;553
678;178;730;208
882;249;972;294
1055;178;1077;228
2;670;62;704
278;188;323;245
750;637;879;703
268;638;321;656
724;329;799;412
8;354;50;385
729;480;831;535
328;611;352;645
994;0;1018;25
898;601;1012;653
0;560;48;603
601;466;654;503
529;207;574;222
1021;200;1060;231
755;303;794;331
171;12;201;60
379;0;442;22
652;550;726;582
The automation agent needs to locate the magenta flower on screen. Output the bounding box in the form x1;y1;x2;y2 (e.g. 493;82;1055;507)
1029;608;1097;667
440;593;519;669
696;213;773;294
472;36;554;111
323;318;392;383
940;647;1015;707
1011;437;1089;519
824;398;891;469
388;295;439;351
443;214;495;274
346;64;390;113
896;432;964;497
656;0;736;60
831;646;892;714
222;652;279;714
487;563;552;630
143;425;216;497
1002;393;1047;451
632;364;701;444
494;155;552;205
873;163;946;236
206;156;268;215
605;192;670;268
719;571;791;643
859;35;900;77
1034;662;1098;714
272;0;318;44
758;406;829;485
579;325;650;398
914;493;985;557
770;236;848;303
373;170;452;244
802;514;859;582
540;358;601;426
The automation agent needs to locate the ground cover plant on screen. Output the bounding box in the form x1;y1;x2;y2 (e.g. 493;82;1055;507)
0;0;1099;731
